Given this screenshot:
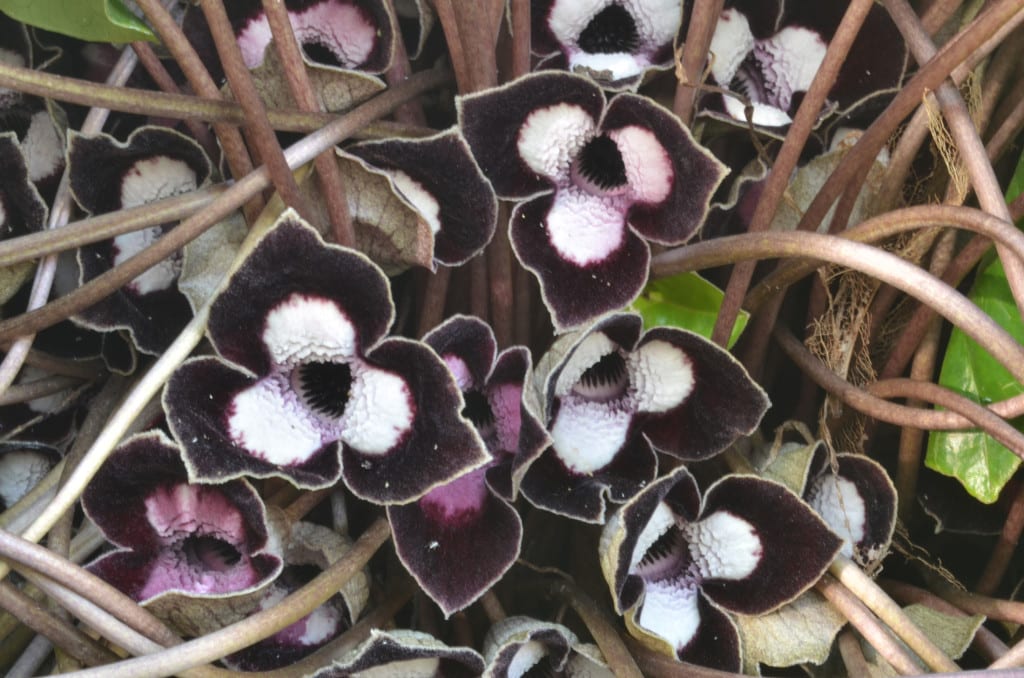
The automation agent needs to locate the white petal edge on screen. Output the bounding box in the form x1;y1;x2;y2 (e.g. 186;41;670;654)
120;156;198;208
685;510;761;580
113;228;180;295
340;365;414;456
21;110;62;183
623;0;683;48
628;339;694;413
549;397;631;474
507;640;548;678
351;657;440;678
570;52;646;82
0;451;52;508
548;0;609;44
390;169;441;235
708;8;755;85
555;331;619;398
517;104;597;183
262;294;358;368
629;501;676;570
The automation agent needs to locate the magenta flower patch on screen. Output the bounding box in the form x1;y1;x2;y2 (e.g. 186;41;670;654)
531;0;683;89
164;211;488;500
520;314;768;523
388;316;548;615
82;432;281;610
601;467;842;671
459;72;726;330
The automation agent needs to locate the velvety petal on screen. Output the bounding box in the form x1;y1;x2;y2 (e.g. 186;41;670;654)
601;467;701;614
511;195;650;331
0;14;30;109
601;95;727;244
82;431;281;604
346;130;497;266
67;126;210;354
698;475;841;615
388;467;522;615
638;327;768;461
482;616;576;677
165;357;343;488
227;0;396;73
806;447;897;567
520;432;656;524
458;72;605;199
0;132;46;240
207;214;393;375
341;338;489;504
313;629;485;677
423;314;497;391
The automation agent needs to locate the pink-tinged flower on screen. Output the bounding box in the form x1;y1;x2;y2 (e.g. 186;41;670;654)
601;467;842;671
520;313;768;523
459;72;726;331
226;0;395;73
531;0;682;89
82;432;281;626
388;316;548;615
67;126;211;354
164;211;489;500
703;0;907;129
311;629;485;677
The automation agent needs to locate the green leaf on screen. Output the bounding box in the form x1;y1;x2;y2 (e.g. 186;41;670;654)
629;272;748;348
0;0;155;43
926;150;1024;503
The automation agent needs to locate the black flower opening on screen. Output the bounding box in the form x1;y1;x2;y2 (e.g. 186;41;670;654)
577;4;640;55
294;361;353;418
461;390;495;431
574;134;628;192
301;40;344;68
635;524;690;582
573;350;629;402
182;534;242;572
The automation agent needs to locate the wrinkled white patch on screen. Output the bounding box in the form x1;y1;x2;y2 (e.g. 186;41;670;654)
549;397;631;473
637;577;701;652
546;187;625;266
555;332;619;398
571;52;646;81
708;8;755;85
629;340;693;413
548;0;608;43
507;640;547;678
686;511;761;580
340;366;414;455
262;294;357;368
625;0;683;48
442;355;473;391
722;96;794;126
630;501;676;569
390;170;441;235
807;475;866;559
120;156;197;208
21;366;66;413
518;104;596;182
609;126;672;204
21;111;62;183
228;373;341;466
0;450;52;508
299;603;341;644
0;48;26;106
758;26;827;104
113;227;179;295
145;483;246;542
236;0;376;69
351;657;440;678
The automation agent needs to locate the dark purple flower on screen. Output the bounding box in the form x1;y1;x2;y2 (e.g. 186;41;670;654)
601;467;842;671
703;0;907;129
520;313;768;523
483;616;614;677
67;126;210;354
388;316;548;615
82;432;281;632
531;0;682;89
459;72;726;330
164;211;489;501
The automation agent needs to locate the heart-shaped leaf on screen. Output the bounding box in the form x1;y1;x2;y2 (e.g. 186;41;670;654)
630;272;748;348
0;0;155;43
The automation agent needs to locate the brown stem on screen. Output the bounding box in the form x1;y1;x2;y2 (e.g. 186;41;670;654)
547;579;643;678
673;0;725;125
417;267;452;337
837;630;876;677
0;68;449;342
262;0;355;246
0;376;84;406
134;0;263;223
202;0;309;220
976;482;1024;595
